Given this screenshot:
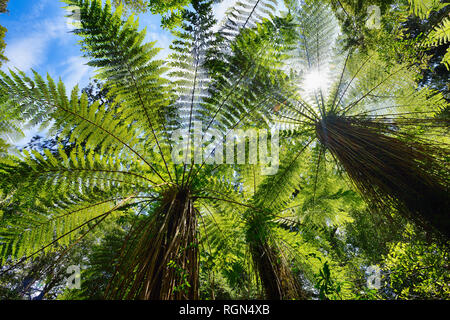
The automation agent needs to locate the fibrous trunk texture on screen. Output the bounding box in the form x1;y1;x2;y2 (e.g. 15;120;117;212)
107;189;199;300
316;115;449;238
248;218;308;300
250;241;309;300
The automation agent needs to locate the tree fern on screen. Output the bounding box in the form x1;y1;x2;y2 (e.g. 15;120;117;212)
0;0;286;299
268;0;450;239
1;0;448;301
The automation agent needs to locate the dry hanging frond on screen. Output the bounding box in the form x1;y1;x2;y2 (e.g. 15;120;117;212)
315;115;450;239
106;188;199;300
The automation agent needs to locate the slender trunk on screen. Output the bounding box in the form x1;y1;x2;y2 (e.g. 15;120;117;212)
247;216;308;300
250;241;308;300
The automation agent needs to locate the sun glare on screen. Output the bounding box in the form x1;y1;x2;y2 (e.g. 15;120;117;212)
302;70;329;92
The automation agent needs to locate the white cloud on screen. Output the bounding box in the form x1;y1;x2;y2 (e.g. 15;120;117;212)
213;0;237;26
145;31;173;60
4;36;47;71
59;56;93;92
3;16;68;71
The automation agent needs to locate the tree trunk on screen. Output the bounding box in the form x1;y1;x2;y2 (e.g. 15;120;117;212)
316;115;450;239
107;188;199;300
250;239;308;300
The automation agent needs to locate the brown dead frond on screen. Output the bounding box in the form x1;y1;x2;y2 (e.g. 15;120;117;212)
315;115;450;239
106;188;199;300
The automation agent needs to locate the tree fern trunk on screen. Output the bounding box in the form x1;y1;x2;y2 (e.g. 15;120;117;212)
316;115;450;239
107;189;199;300
247;219;308;300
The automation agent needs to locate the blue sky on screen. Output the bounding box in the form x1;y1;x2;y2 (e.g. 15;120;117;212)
0;0;178;87
0;0;267;146
0;0;176;146
2;0;93;89
0;0;239;81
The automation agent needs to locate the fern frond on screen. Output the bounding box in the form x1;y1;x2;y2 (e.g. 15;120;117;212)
201;16;295;136
0;70;172;182
407;0;444;19
0;189;139;265
251;141;312;212
63;0;173;177
425;16;450;70
218;0;278;41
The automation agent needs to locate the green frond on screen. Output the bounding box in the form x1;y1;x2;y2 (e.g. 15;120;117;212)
285;0;340;72
0;145;157;211
63;0;172;163
218;0;279;40
407;0;445;19
201;16;295;136
250;142;311;212
425;16;450;69
0;71;142;154
0;188;137;265
167;0;217;157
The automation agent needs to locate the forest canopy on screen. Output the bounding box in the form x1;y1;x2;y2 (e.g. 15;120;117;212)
0;0;448;301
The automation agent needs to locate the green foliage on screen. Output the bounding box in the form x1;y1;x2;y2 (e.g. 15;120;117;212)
112;0;192;29
0;0;9;65
0;0;449;301
407;0;444;19
314;261;342;300
59;219;130;300
0;25;6;65
381;230;450;299
0;0;15;154
425;15;450;70
202;14;295;137
270;0;450;240
327;0;450;92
